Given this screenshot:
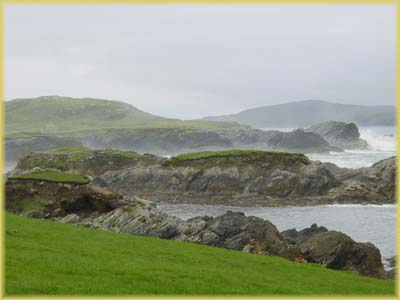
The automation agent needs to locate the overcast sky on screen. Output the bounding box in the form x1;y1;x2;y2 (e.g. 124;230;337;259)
5;4;396;119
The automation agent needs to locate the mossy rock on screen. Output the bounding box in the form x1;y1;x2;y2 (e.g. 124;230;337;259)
15;146;161;175
10;170;90;184
163;150;309;170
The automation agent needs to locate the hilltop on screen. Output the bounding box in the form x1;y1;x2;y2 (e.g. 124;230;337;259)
5;95;236;135
204;100;395;127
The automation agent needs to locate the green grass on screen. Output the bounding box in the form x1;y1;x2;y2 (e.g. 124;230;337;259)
5;213;394;295
15;147;155;175
10;170;90;184
164;150;308;168
5;96;237;136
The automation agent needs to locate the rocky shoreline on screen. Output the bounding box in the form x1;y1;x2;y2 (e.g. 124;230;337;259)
4;179;394;280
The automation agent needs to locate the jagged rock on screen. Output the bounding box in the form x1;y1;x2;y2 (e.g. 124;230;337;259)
282;224;385;278
305;121;369;150
176;211;299;260
327;157;395;203
59;213;80;224
297;231;385;278
281;223;328;244
9;149;395;206
266;129;343;153
213;126;342;153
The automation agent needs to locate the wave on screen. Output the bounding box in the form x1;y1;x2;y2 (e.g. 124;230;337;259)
359;126;396;152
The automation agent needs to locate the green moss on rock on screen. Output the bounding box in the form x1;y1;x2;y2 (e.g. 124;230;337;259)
163;150;309;169
15;146;161;175
10;170;90;184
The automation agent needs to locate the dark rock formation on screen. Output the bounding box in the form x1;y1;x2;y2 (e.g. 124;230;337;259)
282;224;386;278
281;223;328;244
265;129;343;153
297;231;384;278
305;121;369;149
176;211;299;260
213;126;342;153
9;148;395;206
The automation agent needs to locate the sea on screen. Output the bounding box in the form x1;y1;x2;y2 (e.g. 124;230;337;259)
159;126;397;267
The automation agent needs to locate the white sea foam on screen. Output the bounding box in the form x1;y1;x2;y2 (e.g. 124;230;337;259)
306;126;395;168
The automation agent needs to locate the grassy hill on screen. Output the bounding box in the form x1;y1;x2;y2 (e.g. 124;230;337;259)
5;213;394;295
5;96;236;136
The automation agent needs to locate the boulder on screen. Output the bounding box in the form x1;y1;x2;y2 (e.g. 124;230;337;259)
176;211;300;260
282;225;385;278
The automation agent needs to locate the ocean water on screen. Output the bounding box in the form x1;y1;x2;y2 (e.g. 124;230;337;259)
159;203;396;267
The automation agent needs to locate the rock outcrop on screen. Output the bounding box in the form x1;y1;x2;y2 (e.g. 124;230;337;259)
213;126;342;153
9;148;395;206
305;121;369;150
282;224;386;278
325;157;395;203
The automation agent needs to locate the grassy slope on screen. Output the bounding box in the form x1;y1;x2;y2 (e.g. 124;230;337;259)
5;96;236;136
5;213;394;296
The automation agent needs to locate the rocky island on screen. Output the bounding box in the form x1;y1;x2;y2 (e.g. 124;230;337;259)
9;147;395;207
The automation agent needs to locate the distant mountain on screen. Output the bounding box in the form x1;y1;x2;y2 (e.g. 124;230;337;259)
5;96;236;135
204;100;395;128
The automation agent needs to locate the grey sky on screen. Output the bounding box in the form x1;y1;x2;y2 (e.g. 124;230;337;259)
5;4;396;119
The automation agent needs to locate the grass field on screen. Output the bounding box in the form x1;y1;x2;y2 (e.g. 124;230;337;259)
5;213;395;296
